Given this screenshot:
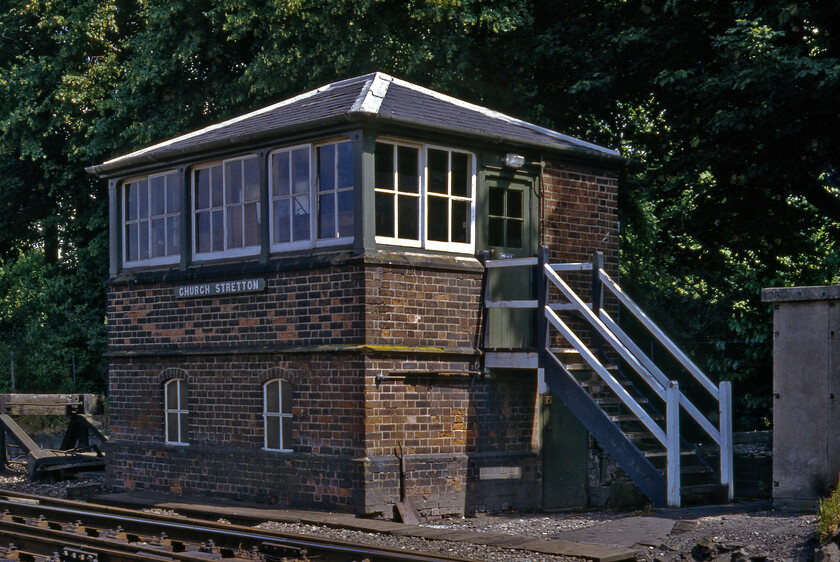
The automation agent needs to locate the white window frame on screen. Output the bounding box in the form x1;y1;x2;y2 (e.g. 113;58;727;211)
269;144;313;252
267;138;355;252
122;170;181;268
373;140;423;248
423;144;476;254
164;379;189;446
191;154;261;262
314;140;355;248
263;378;293;452
374;139;476;254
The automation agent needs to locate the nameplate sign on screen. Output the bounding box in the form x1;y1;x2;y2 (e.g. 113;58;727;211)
175;278;266;299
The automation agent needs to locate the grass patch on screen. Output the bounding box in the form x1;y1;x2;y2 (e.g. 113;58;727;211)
819;479;840;541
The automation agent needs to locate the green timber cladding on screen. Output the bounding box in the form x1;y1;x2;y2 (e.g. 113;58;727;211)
90;72;626;515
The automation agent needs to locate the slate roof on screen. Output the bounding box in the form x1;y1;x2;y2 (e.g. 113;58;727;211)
88;72;624;176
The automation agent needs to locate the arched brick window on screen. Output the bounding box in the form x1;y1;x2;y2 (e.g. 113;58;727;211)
263;378;292;452
164;379;189;445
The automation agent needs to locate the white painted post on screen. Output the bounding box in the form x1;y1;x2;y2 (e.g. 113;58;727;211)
666;381;681;507
719;380;734;501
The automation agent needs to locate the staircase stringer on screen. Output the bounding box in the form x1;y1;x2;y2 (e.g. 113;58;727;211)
542;356;668;507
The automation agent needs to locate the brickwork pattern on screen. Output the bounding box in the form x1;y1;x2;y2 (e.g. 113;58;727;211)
107;353;365;509
361;361;540;516
107;266;364;353
364;265;482;348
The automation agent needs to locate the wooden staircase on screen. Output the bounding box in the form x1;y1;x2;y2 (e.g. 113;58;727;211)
482;247;733;507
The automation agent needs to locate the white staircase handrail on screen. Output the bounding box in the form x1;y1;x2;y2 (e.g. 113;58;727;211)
545;308;668;447
598;268;719;400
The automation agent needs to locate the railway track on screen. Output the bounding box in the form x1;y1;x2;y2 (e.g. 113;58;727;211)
0;490;476;562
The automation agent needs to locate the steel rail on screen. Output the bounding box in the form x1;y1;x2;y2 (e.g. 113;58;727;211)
0;491;476;562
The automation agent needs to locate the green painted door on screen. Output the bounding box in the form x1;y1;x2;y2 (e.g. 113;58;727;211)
486;174;533;349
541;391;589;509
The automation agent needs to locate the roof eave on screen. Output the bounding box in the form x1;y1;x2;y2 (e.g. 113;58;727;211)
86;113;363;178
360;112;637;170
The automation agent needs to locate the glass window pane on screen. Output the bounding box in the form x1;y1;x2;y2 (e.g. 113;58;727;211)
375;192;394;238
266;416;279;449
166;174;181;212
319;194;335;239
489;217;505;247
228;206;243;248
195;169;210;209
398;195;419;240
337;142;353;188
318;144;335;193
397;146;419;193
281;380;292;413
427;149;448;194
337;190;354;238
179;413;188;442
125;224;138;262
428;196;448;241
151;217;166;257
150;176;165;215
507;219;523;248
265;381;279;412
281;417;292;450
273;199;290;243
167;413;178;442
226;160;242;204
451;152;469;197
374;143;394;190
196;211;210;253
139;221;149;259
508;189;523;218
211;165;223;207
489;187;505;216
452;199;469;243
292;196;310;241
126;183;138;220
167;216;180;255
244;158;260;202
212;209;224;251
292;148;309;195
272;152;290;197
138;180;149;218
244;202;259;246
178;380;187;409
166;382;178;409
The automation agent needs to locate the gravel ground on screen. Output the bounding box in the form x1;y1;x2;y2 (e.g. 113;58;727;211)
257;520;586;562
0;462;821;561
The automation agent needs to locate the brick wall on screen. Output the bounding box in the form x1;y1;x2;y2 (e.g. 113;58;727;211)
364;264;482;348
541;163;619;272
362;357;540;517
107;265;364;353
108;353;365;509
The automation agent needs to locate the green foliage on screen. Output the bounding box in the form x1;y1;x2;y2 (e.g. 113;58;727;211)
0;0;838;427
819;479;840;542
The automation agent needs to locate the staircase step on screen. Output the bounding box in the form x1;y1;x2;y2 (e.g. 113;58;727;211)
596;396;649;406
565;363;619;371
644;450;696;458
581;379;633;389
609;414;664;423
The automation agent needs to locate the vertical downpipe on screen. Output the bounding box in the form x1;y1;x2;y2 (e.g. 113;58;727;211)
666;381;681;507
719;380;734;500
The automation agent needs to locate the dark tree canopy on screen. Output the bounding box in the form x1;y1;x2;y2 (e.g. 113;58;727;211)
1;0;837;427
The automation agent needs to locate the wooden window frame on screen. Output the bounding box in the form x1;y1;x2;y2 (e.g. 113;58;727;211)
122;170;181;267
164;379;189;446
374;139;476;254
263;378;293;452
191;154;261;262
